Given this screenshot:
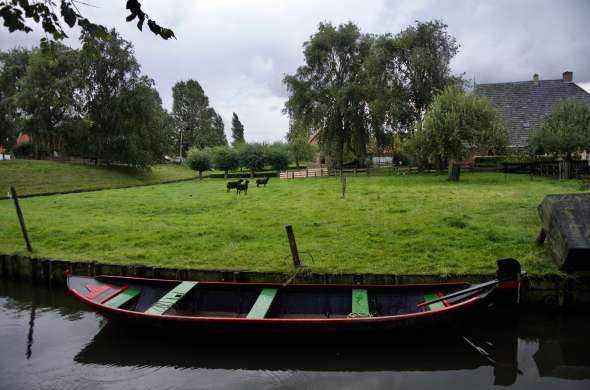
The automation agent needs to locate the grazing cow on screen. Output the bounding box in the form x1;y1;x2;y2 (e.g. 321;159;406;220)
256;176;269;187
236;180;249;195
226;179;243;192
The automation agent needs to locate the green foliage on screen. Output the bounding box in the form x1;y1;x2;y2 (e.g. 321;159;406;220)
10;140;32;158
284;20;460;168
284;22;371;168
238;143;267;176
172;79;227;154
0;47;30;149
185;147;211;177
287;137;316;168
265;142;291;171
80;29;167;167
209;171;277;179
0;1;173;41
231;112;245;145
416;86;508;174
210;145;240;176
14;42;80;158
532;98;590;158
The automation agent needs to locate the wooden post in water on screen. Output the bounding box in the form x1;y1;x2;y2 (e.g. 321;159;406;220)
10;186;32;252
285;224;301;267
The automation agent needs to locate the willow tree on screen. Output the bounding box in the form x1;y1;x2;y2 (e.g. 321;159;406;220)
283;22;372;170
418;86;508;181
365;20;460;138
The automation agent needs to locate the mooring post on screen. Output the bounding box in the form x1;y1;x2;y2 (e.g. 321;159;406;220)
285;224;301;267
10;186;32;252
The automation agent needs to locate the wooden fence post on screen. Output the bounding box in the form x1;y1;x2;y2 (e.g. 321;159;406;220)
10;186;32;252
285;225;301;267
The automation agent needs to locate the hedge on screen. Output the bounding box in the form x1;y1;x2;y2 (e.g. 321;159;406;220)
209;171;278;179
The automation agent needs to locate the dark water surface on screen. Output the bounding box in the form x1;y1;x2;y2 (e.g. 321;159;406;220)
1;280;589;390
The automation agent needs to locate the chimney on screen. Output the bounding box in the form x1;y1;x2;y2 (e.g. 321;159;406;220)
562;71;573;82
532;73;539;86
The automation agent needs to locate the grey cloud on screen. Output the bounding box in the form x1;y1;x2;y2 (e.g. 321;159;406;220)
1;0;589;142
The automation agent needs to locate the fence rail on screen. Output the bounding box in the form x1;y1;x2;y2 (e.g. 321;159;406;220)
501;160;589;179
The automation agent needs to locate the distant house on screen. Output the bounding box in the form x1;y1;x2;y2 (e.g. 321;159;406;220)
474;71;590;148
15;132;31;145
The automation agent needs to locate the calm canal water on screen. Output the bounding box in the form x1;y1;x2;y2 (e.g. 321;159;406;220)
1;279;589;390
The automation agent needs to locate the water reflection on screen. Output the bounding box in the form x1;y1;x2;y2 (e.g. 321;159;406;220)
1;279;589;390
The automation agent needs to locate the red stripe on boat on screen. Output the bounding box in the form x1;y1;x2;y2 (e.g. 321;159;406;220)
498;280;519;289
85;284;112;299
99;285;128;304
436;291;450;307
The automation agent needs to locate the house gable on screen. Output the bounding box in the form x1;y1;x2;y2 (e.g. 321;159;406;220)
474;72;590;147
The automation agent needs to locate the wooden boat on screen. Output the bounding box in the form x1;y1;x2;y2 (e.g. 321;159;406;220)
67;258;525;333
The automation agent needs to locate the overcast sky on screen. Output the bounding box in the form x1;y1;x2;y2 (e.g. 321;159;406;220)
1;0;589;142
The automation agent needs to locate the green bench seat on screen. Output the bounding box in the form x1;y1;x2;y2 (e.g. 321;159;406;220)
352;288;370;317
145;281;198;315
423;292;445;311
103;287;141;308
247;288;278;319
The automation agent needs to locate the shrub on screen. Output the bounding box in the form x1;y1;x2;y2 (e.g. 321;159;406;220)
209;171;277;179
211;146;239;178
11;141;33;158
185;147;211;178
237;143;267;177
265;142;291;171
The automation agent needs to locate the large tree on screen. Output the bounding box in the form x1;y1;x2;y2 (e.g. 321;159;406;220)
0;47;30;150
231;112;245;145
172;79;227;157
284;20;460;169
366;20;460;138
79;29;165;167
416;86;507;181
0;0;174;41
284;22;371;169
15;42;80;158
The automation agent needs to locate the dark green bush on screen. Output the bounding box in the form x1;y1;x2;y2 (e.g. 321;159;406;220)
209;171;277;179
11;141;33;158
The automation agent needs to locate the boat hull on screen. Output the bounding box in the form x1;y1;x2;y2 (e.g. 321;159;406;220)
67;273;521;334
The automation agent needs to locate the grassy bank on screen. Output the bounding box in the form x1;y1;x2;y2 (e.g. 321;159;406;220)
0;160;197;196
0;173;585;275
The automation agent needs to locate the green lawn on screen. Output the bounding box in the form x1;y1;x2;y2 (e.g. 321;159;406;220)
0;173;585;275
0;160;197;196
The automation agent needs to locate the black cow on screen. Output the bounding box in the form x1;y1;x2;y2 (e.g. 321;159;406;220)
236;180;249;195
226;179;243;192
256;177;269;187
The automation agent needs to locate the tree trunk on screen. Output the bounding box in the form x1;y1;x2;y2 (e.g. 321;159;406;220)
448;161;461;182
250;168;255;178
559;154;572;180
199;171;203;179
224;170;228;179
